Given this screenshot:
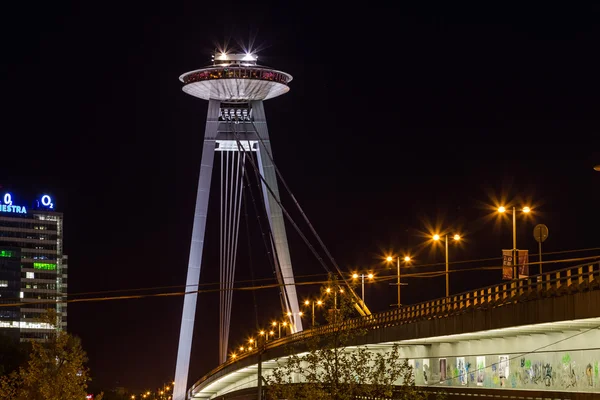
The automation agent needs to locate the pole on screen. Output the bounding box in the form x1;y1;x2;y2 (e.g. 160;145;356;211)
333;291;338;324
312;302;315;328
257;344;263;399
396;257;401;308
361;274;365;303
512;207;517;280
278;323;281;339
445;235;449;298
334;291;337;310
538;225;543;275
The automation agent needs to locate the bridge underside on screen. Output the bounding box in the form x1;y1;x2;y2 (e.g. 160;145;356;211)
190;288;600;398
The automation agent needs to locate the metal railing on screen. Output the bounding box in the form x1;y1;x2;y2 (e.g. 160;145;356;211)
266;261;600;348
190;261;600;395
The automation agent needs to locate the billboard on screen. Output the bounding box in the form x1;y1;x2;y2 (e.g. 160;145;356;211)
502;249;529;280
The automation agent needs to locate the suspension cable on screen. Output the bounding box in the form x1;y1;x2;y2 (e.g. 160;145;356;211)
242;173;261;330
218;141;248;363
248;118;369;314
238;120;288;315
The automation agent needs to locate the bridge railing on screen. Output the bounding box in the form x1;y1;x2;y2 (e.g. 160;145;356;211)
192;260;600;393
265;261;600;347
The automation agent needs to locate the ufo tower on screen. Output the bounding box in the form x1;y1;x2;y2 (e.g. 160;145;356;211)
173;52;303;400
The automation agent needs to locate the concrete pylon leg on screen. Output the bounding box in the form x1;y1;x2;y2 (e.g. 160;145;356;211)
173;100;219;400
252;100;303;333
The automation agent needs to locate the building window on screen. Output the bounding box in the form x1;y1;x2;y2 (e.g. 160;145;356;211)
26;272;34;279
0;280;7;287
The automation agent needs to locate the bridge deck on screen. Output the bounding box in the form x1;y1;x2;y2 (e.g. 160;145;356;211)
189;261;600;399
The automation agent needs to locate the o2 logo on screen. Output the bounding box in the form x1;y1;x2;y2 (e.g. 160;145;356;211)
40;195;54;209
0;192;55;214
0;193;27;214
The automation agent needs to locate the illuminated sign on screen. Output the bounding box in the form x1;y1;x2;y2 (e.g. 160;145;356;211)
0;193;27;214
0;250;15;258
41;195;54;209
33;262;56;270
0;192;56;214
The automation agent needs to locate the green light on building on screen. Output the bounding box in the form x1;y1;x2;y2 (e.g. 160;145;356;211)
33;262;56;271
0;250;15;258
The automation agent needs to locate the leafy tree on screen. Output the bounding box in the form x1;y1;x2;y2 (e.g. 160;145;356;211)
265;274;430;400
0;309;103;400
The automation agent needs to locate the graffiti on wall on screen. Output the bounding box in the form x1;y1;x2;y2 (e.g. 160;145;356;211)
414;349;600;391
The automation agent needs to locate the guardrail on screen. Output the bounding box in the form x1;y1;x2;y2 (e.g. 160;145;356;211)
189;260;600;395
265;261;600;348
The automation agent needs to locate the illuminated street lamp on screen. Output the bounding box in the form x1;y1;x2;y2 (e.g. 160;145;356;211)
351;272;374;305
324;286;344;308
304;299;323;328
272;320;289;338
385;255;411;308
498;206;531;279
432;233;461;298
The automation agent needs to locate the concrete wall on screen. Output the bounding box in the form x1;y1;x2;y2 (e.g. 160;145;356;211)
401;328;600;392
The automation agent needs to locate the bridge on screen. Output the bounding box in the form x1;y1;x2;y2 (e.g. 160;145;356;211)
186;259;600;399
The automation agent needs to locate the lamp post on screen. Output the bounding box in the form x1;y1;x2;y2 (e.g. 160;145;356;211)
351;272;374;305
432;233;461;298
385;255;411;308
498;206;531;280
304;299;323;328
324;286;345;323
271;321;287;338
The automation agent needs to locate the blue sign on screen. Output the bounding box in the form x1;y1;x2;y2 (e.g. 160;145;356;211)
0;193;27;214
40;195;54;209
0;193;56;214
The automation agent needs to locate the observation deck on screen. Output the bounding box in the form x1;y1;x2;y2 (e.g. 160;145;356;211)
179;53;292;102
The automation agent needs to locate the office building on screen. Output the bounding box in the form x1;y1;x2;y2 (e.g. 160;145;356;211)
0;191;67;341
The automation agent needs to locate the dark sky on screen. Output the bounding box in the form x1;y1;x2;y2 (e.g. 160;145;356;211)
1;1;600;394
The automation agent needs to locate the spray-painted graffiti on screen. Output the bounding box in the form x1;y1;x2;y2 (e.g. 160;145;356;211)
422;349;600;392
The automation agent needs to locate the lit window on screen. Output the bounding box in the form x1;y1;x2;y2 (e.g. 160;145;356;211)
20;292;24;299
26;272;34;279
0;280;8;287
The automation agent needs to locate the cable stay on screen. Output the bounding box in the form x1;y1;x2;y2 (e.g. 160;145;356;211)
233;120;292;320
229;118;370;317
246;119;371;316
242;170;264;330
218;147;246;363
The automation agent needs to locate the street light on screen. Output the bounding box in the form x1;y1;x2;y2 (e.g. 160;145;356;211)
351;272;374;305
498;206;531;279
304;299;323;327
324;286;345;309
432;233;461;298
385;255;411;308
324;286;345;323
271;320;289;338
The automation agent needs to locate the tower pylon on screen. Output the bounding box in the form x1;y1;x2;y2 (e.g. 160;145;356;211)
173;52;302;400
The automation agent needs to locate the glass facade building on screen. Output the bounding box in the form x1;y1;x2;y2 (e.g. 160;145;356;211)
0;197;67;342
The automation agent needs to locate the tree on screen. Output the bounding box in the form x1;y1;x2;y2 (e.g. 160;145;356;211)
0;309;103;400
265;274;431;400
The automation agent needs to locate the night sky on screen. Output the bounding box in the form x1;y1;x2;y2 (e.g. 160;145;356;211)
1;2;600;394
